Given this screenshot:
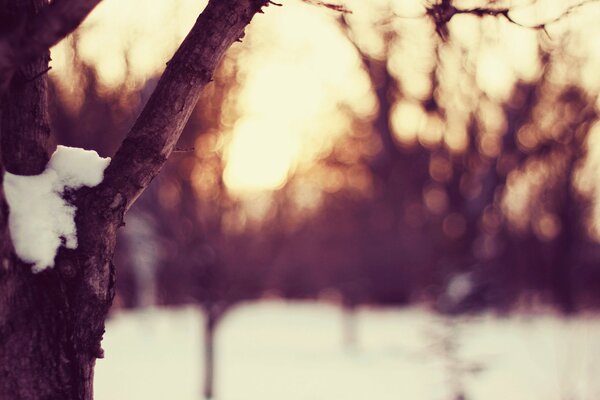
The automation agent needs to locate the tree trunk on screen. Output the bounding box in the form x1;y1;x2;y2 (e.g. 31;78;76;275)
0;0;269;398
0;1;102;397
0;257;114;400
341;303;357;350
203;306;218;400
551;157;578;315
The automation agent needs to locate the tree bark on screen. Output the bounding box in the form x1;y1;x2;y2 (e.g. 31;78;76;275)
0;0;269;399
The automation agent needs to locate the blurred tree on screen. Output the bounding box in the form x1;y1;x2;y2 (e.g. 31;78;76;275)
133;64;280;397
0;0;272;399
307;1;600;316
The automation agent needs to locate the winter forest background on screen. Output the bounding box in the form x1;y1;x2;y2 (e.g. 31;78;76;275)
45;0;600;398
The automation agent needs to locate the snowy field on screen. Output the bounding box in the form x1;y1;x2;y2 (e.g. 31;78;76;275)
95;301;600;400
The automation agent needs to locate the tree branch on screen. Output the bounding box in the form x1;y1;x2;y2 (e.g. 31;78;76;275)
301;0;351;13
0;0;102;94
337;15;400;161
426;0;599;40
100;0;270;211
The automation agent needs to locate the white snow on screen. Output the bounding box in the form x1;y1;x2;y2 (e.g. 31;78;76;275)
3;145;110;272
95;301;600;400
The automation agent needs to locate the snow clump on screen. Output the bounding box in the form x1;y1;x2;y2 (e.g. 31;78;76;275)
3;145;111;273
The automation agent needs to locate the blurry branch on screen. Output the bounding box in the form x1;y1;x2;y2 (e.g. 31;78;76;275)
301;0;352;13
337;15;399;162
101;0;270;211
173;146;196;153
0;0;102;94
426;0;599;39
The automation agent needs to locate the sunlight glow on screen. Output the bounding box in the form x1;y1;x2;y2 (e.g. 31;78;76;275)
224;118;299;192
49;0;600;198
223;1;374;194
52;0;201;92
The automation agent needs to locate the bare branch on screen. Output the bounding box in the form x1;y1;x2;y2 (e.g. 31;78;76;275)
0;0;102;94
337;16;401;161
425;0;599;40
173;146;196;153
100;0;269;211
302;0;352;14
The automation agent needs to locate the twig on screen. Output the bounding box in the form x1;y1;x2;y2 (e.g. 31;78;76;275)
173;146;196;153
425;0;599;40
301;0;352;13
26;66;52;82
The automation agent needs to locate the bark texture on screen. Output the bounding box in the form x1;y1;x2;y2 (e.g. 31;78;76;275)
0;0;51;174
0;0;269;399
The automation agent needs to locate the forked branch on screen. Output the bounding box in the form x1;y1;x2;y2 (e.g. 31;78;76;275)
0;0;102;93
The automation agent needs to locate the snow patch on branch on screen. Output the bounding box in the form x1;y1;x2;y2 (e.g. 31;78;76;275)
3;145;111;273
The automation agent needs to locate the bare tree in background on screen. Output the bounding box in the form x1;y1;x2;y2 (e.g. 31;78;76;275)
0;0;271;398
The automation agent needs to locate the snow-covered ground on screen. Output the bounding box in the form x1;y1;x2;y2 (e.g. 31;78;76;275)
95;301;600;400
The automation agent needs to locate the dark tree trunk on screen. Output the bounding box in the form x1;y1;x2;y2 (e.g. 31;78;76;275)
0;0;269;398
0;1;100;397
551;157;578;315
203;306;218;400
